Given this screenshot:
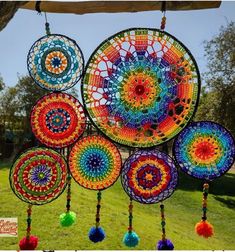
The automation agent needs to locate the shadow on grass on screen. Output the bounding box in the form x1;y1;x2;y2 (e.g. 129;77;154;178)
178;170;235;197
213;196;235;209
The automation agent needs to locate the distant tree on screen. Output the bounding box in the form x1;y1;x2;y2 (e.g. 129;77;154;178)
0;74;5;91
195;22;235;136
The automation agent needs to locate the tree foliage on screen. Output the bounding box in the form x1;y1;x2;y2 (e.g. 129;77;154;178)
195;22;235;136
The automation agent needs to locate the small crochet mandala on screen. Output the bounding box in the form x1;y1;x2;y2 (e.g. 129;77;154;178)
31;92;86;148
173;121;235;180
27;34;84;91
121;149;178;204
9;147;68;205
69;135;122;190
82;28;200;147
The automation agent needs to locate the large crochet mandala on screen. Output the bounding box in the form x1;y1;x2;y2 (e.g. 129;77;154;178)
9;148;68;205
121;149;178;204
173;121;235;180
31;92;86;148
27;34;84;91
69;135;122;190
82;28;200;147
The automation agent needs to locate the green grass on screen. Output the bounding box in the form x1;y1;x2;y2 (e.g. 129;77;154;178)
0;164;235;250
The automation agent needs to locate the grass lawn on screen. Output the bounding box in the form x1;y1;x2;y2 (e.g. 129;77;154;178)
0;162;235;250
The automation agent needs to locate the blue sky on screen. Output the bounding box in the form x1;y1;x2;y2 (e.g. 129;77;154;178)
0;1;234;87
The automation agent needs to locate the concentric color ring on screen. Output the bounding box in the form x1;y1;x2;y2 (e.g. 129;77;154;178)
82;28;200;147
173;121;235;180
31;92;86;148
9;147;68;205
27;34;84;91
69;135;122;190
121;149;178;204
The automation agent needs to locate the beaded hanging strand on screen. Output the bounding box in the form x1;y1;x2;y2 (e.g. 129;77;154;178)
88;190;105;243
160;1;166;30
123;198;139;247
44;12;51;35
157;203;174;250
19;205;38;250
60;147;77;227
195;183;214;238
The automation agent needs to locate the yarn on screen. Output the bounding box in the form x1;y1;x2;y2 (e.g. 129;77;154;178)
19;235;38;250
88;226;105;243
195;220;214;238
59;211;76;227
123;231;140;247
157;239;174;250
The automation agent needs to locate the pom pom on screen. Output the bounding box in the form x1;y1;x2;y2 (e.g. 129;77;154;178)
88;226;105;243
123;231;140;247
157;239;174;250
19;235;38;250
195;220;214;238
59;211;76;227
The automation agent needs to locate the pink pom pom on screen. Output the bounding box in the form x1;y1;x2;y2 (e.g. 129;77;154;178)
195;220;214;238
19;235;38;250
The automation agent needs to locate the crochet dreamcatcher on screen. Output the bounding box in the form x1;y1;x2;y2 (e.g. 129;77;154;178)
8;15;86;250
121;149;178;249
9;148;68;249
69;135;122;242
82;28;200;148
173;121;235;238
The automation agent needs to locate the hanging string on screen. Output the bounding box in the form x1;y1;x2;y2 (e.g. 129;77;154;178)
19;205;38;250
59;147;76;227
160;1;166;30
195;182;214;238
123;198;139;247
88;190;105;243
44;12;51;35
157;203;174;250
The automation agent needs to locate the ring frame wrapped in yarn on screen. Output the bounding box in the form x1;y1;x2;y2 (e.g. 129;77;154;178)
173;121;235;238
31;92;86;148
69;135;122;242
82;28;200;148
27;34;84;91
9;147;68;205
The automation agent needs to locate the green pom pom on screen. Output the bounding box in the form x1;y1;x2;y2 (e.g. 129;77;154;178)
59;211;76;227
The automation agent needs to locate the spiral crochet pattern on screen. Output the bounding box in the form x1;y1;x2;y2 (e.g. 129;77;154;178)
9;147;68;205
69;135;122;190
31;92;86;148
27;34;84;91
121;149;178;204
82;28;200;147
173;121;235;180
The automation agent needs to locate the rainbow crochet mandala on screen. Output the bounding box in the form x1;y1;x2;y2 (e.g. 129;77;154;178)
31;92;86;148
121;149;178;204
173;121;235;180
9;148;68;205
69;135;122;190
27;34;84;91
82;28;200;147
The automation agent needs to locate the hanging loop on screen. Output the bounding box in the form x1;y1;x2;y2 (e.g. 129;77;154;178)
160;1;167;30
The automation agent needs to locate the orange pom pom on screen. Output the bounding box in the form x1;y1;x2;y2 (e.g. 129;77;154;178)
195;220;214;238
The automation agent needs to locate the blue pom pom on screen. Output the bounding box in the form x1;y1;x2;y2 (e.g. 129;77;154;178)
88;226;105;243
157;239;174;250
123;231;140;247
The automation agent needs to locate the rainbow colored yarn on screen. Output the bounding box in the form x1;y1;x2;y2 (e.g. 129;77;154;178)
31;92;86;148
27;34;84;91
69;135;122;190
173;121;235;180
121;149;178;204
82;28;200;147
9;147;68;205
